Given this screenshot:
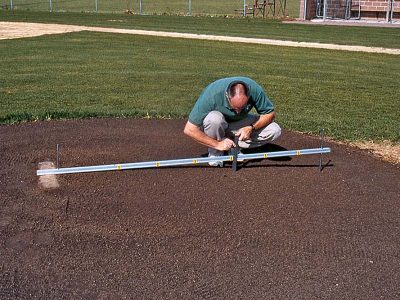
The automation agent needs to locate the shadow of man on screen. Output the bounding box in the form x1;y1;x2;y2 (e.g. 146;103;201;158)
241;143;291;162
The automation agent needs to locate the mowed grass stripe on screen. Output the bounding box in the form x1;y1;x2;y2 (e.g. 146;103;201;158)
0;31;399;143
1;11;400;49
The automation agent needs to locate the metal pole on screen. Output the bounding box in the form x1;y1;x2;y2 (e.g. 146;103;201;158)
386;0;393;22
231;136;239;171
323;0;327;21
344;0;350;19
49;0;52;12
139;0;142;15
95;0;98;12
390;0;394;22
10;0;13;11
386;0;390;22
244;0;247;16
188;0;192;16
319;129;325;171
37;147;331;176
56;144;60;169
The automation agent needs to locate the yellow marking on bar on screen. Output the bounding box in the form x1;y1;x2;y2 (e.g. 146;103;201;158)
156;162;161;167
230;155;234;161
116;165;122;171
296;150;301;156
193;159;197;164
264;153;268;158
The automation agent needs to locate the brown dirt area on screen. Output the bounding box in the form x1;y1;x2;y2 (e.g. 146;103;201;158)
1;118;399;298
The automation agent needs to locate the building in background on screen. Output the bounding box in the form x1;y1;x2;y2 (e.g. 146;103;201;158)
300;0;399;21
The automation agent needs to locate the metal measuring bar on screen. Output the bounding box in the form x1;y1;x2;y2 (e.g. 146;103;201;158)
37;147;331;176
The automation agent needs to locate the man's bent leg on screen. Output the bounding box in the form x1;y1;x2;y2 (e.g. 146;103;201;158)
241;122;281;148
227;114;281;149
202;111;228;156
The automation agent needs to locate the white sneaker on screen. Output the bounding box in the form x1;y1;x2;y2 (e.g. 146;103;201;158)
208;154;223;167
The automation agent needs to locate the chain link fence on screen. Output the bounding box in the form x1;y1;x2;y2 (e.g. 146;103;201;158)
0;0;296;17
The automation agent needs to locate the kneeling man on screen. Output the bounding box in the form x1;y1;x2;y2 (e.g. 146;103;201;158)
184;76;281;166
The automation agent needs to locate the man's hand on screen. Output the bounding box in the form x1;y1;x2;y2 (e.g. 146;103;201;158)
235;112;276;141
184;121;235;151
215;138;236;151
235;126;253;141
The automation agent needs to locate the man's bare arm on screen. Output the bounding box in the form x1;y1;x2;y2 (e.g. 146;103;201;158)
236;111;276;141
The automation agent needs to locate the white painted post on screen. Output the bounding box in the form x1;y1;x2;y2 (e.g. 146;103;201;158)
386;0;393;22
390;0;394;21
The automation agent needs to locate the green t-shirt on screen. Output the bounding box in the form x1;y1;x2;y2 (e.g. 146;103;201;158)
188;76;274;126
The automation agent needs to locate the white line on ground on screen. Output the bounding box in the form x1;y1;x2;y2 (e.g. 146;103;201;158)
1;21;399;55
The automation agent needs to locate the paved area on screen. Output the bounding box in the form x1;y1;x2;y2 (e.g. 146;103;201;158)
285;18;400;28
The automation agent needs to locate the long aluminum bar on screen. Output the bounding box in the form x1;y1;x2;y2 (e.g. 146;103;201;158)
37;147;331;176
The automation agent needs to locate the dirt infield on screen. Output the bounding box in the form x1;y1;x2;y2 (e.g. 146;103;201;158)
1;119;399;298
1;21;400;55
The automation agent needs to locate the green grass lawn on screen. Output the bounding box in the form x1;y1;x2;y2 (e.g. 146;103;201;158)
1;11;400;49
1;31;399;143
1;0;299;17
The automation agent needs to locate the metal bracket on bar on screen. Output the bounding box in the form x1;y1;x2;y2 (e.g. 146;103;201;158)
231;136;240;172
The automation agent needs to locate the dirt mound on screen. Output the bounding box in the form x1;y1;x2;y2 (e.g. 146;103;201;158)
0;118;399;298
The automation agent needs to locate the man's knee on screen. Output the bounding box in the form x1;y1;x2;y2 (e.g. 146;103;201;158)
269;122;281;141
259;122;281;142
203;111;227;130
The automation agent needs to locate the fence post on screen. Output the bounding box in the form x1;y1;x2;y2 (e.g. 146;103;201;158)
139;0;142;14
10;0;13;11
244;0;247;16
386;0;393;22
49;0;52;12
188;0;192;15
95;0;98;12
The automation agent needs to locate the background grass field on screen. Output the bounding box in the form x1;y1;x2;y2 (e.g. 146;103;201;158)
2;11;400;49
0;12;399;145
0;0;299;18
